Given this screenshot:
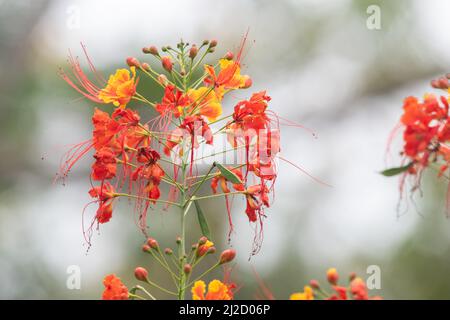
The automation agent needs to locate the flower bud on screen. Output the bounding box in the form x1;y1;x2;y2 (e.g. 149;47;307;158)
241;76;252;89
431;79;440;89
141;62;151;72
142;244;151;252
191;244;198;251
164;248;173;255
147;237;159;249
157;74;169;86
134;267;148;281
439;77;449;89
202;40;209;46
219;249;236;264
224;51;234;60
309;280;320;289
189;45;198;59
326;268;339;285
161;56;173;72
198;236;208;245
176;236;182;244
210;39;218;48
207;246;216;254
126;57;140;68
183;264;192;274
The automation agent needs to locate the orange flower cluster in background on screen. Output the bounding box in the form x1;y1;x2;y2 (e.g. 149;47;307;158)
383;73;450;214
290;268;382;300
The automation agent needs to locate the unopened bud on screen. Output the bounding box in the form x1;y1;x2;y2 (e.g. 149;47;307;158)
157;74;169;86
207;246;216;254
208;48;215;53
126;57;140;68
141;62;151;72
439;77;449;89
210;39;218;48
191;244;198;251
161;56;173;72
142;244;151;252
134;267;148;281
309;280;320;289
219;249;236;264
164;248;173;255
202;40;209;46
149;46;159;55
326;268;339;285
176;236;182;244
183;264;192;274
198;236;208;245
224;51;234;60
242;76;252;89
431;79;440;89
189;45;198;59
147;238;159;249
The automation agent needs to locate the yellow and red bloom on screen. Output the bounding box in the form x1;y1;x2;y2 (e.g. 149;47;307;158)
187;86;222;122
204;59;251;99
290;268;382;301
98;67;137;108
102;274;129;300
191;279;234;300
196;239;214;257
289;286;314;300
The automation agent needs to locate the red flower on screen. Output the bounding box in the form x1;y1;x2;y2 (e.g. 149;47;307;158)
91;147;117;181
231;91;271;132
132;147;165;203
88;182;116;224
102;274;128;300
245;184;270;222
164;115;213;156
156;84;190;118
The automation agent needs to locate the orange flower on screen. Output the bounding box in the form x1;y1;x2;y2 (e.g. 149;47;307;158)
102;274;129;300
204;59;251;99
211;168;245;194
187;87;222;121
290;286;314;300
191;280;233;300
98;67;137;108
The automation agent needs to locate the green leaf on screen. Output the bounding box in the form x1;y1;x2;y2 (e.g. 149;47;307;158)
194;200;211;239
380;163;413;177
214;162;242;184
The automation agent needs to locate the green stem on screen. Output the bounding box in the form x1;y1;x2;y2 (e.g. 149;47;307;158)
185;262;220;289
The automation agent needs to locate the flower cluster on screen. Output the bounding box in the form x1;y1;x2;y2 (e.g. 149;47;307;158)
383;74;450;213
59;37;290;299
59;38;281;249
289;268;382;300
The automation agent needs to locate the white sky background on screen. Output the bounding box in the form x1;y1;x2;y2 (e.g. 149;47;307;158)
3;0;450;298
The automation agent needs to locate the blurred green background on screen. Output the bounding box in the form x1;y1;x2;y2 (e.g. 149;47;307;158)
1;0;450;299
